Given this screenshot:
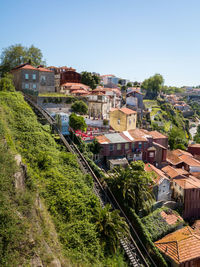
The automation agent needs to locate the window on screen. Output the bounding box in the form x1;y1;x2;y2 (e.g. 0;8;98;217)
129;118;131;125
125;143;129;150
41;75;46;84
32;74;36;80
118;119;120;125
25;74;29;80
149;152;154;158
117;144;121;150
32;84;37;90
138;142;142;149
109;144;114;151
25;83;29;89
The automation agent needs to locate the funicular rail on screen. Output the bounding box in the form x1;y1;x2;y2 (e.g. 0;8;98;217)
24;95;157;267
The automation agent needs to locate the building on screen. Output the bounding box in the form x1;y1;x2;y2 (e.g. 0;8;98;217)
96;129;168;166
188;144;200;157
47;66;75;92
60;82;90;96
109;107;137;132
86;94;111;119
144;163;171;201
92;87;121;108
126;89;144;118
172;175;200;219
60;69;81;85
11;63;55;93
155;226;200;266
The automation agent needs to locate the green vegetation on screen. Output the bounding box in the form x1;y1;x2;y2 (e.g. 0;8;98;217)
39;92;71;97
81;71;100;89
106;161;154;215
141;207;184;241
105;162;167;266
69;113;87;131
144;99;190;148
0;91;128;266
71;100;88;114
0;73;15;92
0;44;45;75
142;74;164;99
194;125;200;143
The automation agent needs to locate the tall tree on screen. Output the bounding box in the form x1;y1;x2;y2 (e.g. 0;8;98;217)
107;161;154;214
0;44;45;75
71;100;88;115
95;204;130;253
69;113;87;131
81;71;100;89
141;74;164;99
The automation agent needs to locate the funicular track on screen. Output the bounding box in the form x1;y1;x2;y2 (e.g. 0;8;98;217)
24;95;157;267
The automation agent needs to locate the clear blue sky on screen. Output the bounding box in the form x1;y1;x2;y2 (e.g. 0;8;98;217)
1;0;200;86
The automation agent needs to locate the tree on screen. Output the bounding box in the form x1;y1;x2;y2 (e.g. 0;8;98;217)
133;81;140;87
95;204;130;253
0;44;45;75
71;100;88;115
81;71;100;89
0;73;15;92
69;113;87;131
107;161;154;214
88;139;101;154
141;74;164;99
126;82;132;87
168;127;187;150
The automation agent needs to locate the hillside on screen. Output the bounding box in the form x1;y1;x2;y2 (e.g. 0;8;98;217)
0;92;127;266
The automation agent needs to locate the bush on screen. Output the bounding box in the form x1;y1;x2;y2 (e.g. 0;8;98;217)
71;100;88;115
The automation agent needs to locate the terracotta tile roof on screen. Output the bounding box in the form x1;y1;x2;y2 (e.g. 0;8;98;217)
37;67;53;72
110;107;137;115
128;129;150;142
190;172;200;179
162;165;188;179
167;150;184;166
61;82;89;89
11;63;38;71
144;163;168;184
160;210;183;225
71;90;88;94
149;131;167;139
179;154;200;167
173;149;192;157
95;135;111;144
173;175;200;189
155;226;200;264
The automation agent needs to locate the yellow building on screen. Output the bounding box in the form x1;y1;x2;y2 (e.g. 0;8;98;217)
109;107;137;132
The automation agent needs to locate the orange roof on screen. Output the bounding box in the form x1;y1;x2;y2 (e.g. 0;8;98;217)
128;129;152;142
110;107;137;115
71;90;88;94
155;226;200;264
172;149;192;157
179;154;200;167
167;150;184;166
11;63;38;71
149;131;167;139
145;163;168;184
160;210;183;225
37;67;53;72
162;165;188;179
173;175;200;189
96;135;110;144
61;82;89;89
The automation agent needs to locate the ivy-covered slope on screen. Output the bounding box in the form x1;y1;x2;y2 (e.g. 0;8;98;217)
0;92;127;266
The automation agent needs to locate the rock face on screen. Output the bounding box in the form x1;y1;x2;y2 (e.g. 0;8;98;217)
14;154;26;190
